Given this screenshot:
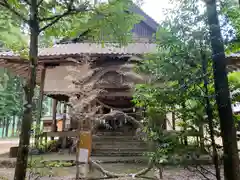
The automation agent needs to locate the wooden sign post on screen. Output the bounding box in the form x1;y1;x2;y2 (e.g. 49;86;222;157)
77;130;92;177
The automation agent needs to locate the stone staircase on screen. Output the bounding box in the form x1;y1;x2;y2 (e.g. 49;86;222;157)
92;133;148;157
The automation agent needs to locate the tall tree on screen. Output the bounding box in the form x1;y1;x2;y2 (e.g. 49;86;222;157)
205;0;240;179
0;70;23;136
0;1;140;180
12;116;16;137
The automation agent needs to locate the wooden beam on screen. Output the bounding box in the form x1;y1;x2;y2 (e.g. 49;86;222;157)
100;91;132;97
43;131;78;138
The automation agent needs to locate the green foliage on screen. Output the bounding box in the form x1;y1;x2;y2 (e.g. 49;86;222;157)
228;72;240;125
0;6;28;55
133;0;240;167
221;0;240;53
228;72;240;91
41;0;142;46
0;0;142;50
133;0;219;164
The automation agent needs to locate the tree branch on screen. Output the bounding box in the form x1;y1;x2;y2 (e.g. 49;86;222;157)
39;11;70;32
89;159;154;178
39;14;64;22
39;3;89;32
0;0;28;23
37;0;44;7
22;0;31;6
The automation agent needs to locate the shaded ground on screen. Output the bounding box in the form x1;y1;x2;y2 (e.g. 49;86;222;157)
0;138;19;155
0;164;223;180
0;138;225;179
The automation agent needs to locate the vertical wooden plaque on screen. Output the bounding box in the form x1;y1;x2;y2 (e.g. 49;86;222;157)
78;131;92;163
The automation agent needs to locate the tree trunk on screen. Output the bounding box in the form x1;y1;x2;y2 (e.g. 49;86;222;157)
201;45;221;180
14;0;39;179
12;116;16;137
16;117;21;135
179;79;188;145
205;1;240;179
5;118;9;137
2;119;5;138
162;115;167;130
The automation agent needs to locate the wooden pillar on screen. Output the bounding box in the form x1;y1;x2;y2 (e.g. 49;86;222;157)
76;131;92;179
69;106;75;129
172;112;176;130
35;67;46;146
62;102;67;148
62;102;67;131
51;99;58;140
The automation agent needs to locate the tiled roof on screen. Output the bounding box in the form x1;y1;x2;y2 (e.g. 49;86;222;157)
226;52;240;71
0;51;16;56
0;43;157;58
0;42;156;84
0;58;43;83
38;43;157;57
0;51;20;58
227;52;240;58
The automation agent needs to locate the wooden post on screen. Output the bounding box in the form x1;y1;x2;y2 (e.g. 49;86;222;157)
172;112;176;130
62;102;67;131
69;107;74;129
45;133;48;152
62;102;67;148
51;99;58;140
76;131;92;179
35;67;46;147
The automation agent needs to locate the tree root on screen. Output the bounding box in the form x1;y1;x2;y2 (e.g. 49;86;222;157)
77;176;156;180
89;158;154;178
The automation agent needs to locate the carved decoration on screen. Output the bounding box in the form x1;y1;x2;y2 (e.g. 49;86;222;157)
95;71;125;88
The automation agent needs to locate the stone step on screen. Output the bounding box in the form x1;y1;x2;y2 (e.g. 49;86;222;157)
91;134;146;157
93;135;137;138
93;141;147;145
93;147;147;151
94;143;147;148
94;142;146;145
93;136;141;141
92;151;145;157
96;132;133;136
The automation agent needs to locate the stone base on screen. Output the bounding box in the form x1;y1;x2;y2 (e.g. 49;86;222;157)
9;146;19;158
